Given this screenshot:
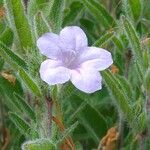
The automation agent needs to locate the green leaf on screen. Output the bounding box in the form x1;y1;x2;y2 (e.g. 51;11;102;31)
63;1;83;26
116;75;133;101
22;139;55;150
82;0;116;29
112;36;124;53
0;27;13;46
129;0;143;21
0;41;27;69
0;0;3;6
4;0;33;50
0;57;4;71
144;68;150;94
14;93;36;122
33;11;51;37
57;121;79;145
102;70;133;122
59;83;107;143
93;31;114;47
70;94;107;144
49;0;65;32
122;0;132;19
0;76;23;111
27;0;51;44
27;0;50;19
122;16;144;76
19;69;41;97
9;112;32;136
122;16;143;63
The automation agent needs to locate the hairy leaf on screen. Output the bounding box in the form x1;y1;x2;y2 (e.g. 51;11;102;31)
19;69;41;97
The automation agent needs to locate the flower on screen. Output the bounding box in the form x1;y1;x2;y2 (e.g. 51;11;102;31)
37;26;113;93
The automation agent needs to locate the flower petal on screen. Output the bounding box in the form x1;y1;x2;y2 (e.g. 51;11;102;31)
39;59;70;85
78;47;113;71
70;68;102;93
37;33;61;59
60;26;88;51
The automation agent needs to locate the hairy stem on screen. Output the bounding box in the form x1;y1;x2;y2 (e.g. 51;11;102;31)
46;95;53;137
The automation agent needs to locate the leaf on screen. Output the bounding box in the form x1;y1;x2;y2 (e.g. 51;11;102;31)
0;76;23;111
0;27;13;46
122;0;132;19
22;139;55;150
93;31;114;47
70;94;107;144
144;68;150;93
122;16;144;79
0;0;3;6
14;93;36;122
102;70;133;122
57;121;78;149
0;41;27;69
82;0;116;29
52;116;77;149
112;36;124;53
0;74;23;96
4;0;33;50
115;75;133;101
9;112;32;136
122;16;143;66
129;0;143;21
49;0;65;32
19;69;41;97
63;1;83;26
33;11;51;37
59;83;107;143
27;0;50;19
0;56;4;71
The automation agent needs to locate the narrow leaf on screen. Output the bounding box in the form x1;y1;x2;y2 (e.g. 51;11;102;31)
112;36;124;53
102;70;133;122
0;27;13;46
14;93;36;122
33;11;51;37
9;112;31;136
70;95;107;144
0;76;23;111
93;31;114;47
0;41;27;69
129;0;143;21
82;0;116;29
4;0;33;50
49;0;65;32
27;0;50;20
63;1;83;26
122;16;144;77
19;69;41;97
122;16;143;64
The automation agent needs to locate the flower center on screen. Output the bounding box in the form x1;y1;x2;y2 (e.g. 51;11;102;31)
61;50;78;69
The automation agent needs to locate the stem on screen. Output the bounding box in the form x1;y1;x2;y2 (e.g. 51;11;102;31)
51;85;63;140
46;95;53;138
117;115;124;149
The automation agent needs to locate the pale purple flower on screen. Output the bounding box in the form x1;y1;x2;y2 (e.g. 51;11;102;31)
37;26;113;93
